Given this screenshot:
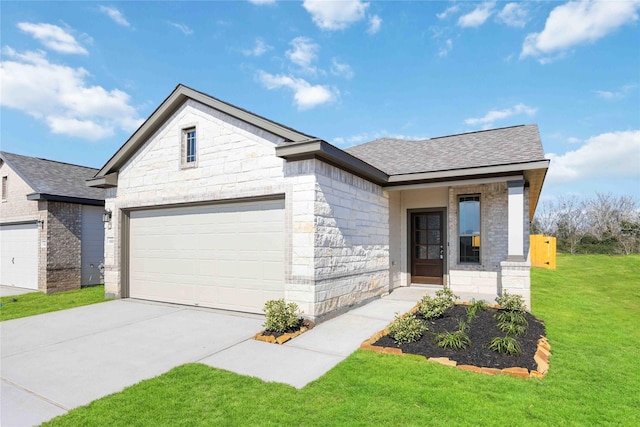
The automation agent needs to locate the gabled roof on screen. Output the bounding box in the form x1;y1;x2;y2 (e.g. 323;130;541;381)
0;151;105;205
89;84;317;186
344;125;546;176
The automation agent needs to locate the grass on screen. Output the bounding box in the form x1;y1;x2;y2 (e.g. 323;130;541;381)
0;285;107;321
44;255;640;426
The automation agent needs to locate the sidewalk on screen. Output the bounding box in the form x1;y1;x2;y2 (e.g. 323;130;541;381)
199;286;429;388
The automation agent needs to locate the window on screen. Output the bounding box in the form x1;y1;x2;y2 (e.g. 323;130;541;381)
459;195;480;263
182;127;197;166
1;176;7;201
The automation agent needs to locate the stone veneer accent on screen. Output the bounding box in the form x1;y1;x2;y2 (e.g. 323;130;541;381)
285;159;389;320
447;182;531;307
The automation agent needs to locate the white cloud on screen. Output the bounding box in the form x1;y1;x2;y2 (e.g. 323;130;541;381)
594;84;636;100
464;103;537;127
99;5;131;27
0;48;143;140
331;58;354;79
243;38;272;57
497;2;528;28
303;0;369;30
439;39;453;57
248;0;276;5
458;2;495;28
367;15;382;34
169;22;193;35
521;0;640;62
437;5;460;20
546;130;640;184
256;70;337;110
17;22;88;55
286;37;319;73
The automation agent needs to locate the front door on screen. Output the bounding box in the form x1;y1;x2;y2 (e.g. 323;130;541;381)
411;211;444;285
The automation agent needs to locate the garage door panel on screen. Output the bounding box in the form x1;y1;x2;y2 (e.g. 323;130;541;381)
0;223;39;290
129;199;285;313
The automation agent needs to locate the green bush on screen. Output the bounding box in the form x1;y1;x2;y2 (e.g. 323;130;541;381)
488;335;522;356
388;313;427;344
434;320;470;350
418;288;459;319
495;291;526;312
262;299;301;333
466;299;487;322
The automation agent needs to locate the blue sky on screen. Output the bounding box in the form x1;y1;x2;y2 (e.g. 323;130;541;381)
1;0;639;202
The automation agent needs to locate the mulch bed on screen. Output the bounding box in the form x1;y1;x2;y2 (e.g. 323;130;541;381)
373;305;546;371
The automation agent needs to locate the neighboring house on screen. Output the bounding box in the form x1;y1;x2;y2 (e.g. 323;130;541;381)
88;85;549;320
0;152;106;292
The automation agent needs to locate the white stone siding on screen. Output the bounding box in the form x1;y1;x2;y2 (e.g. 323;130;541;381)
103;100;287;298
285;159;389;319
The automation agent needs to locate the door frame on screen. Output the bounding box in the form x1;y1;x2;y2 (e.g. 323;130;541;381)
407;208;447;285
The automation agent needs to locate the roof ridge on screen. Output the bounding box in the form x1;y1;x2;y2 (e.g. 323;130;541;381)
429;124;528;140
0;151;99;171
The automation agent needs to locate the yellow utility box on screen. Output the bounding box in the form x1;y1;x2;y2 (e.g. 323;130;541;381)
530;235;556;269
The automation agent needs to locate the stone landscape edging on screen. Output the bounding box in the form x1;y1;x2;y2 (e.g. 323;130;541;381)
254;326;310;345
360;302;551;379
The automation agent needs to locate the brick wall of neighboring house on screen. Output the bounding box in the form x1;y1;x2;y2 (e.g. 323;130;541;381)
0;161;38;221
45;201;82;293
285;159;389;320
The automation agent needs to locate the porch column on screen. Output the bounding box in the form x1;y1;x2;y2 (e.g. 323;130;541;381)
507;180;525;261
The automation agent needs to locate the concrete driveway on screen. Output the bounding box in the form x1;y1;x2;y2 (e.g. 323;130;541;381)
0;300;263;427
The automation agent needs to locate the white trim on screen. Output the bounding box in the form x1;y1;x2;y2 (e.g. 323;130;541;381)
384;175;524;192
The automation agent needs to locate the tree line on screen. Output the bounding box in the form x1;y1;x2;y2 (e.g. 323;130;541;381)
531;192;640;255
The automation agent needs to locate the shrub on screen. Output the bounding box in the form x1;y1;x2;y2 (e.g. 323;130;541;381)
263;299;301;333
496;320;528;337
388;313;427;344
434;320;470;350
488;335;522;356
418;288;459;319
466;299;487;322
495;291;526;312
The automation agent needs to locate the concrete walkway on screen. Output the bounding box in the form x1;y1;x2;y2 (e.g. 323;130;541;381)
1;287;428;427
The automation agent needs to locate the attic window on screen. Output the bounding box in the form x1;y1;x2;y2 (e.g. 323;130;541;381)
181;127;197;167
1;176;7;201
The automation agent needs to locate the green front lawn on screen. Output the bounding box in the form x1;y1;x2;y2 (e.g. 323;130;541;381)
45;255;640;426
0;285;107;321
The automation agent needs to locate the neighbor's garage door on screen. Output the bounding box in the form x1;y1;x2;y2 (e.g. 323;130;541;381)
128;199;285;313
0;223;39;289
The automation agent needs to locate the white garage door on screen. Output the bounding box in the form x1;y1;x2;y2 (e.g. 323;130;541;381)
0;223;39;289
129;199;285;313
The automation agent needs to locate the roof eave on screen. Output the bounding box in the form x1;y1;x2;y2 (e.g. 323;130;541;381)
86;172;118;189
26;193;105;206
386;160;550;184
275;140;389;184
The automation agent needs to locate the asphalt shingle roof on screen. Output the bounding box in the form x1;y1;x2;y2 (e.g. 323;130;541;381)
1;151;105;201
344;124;546;176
